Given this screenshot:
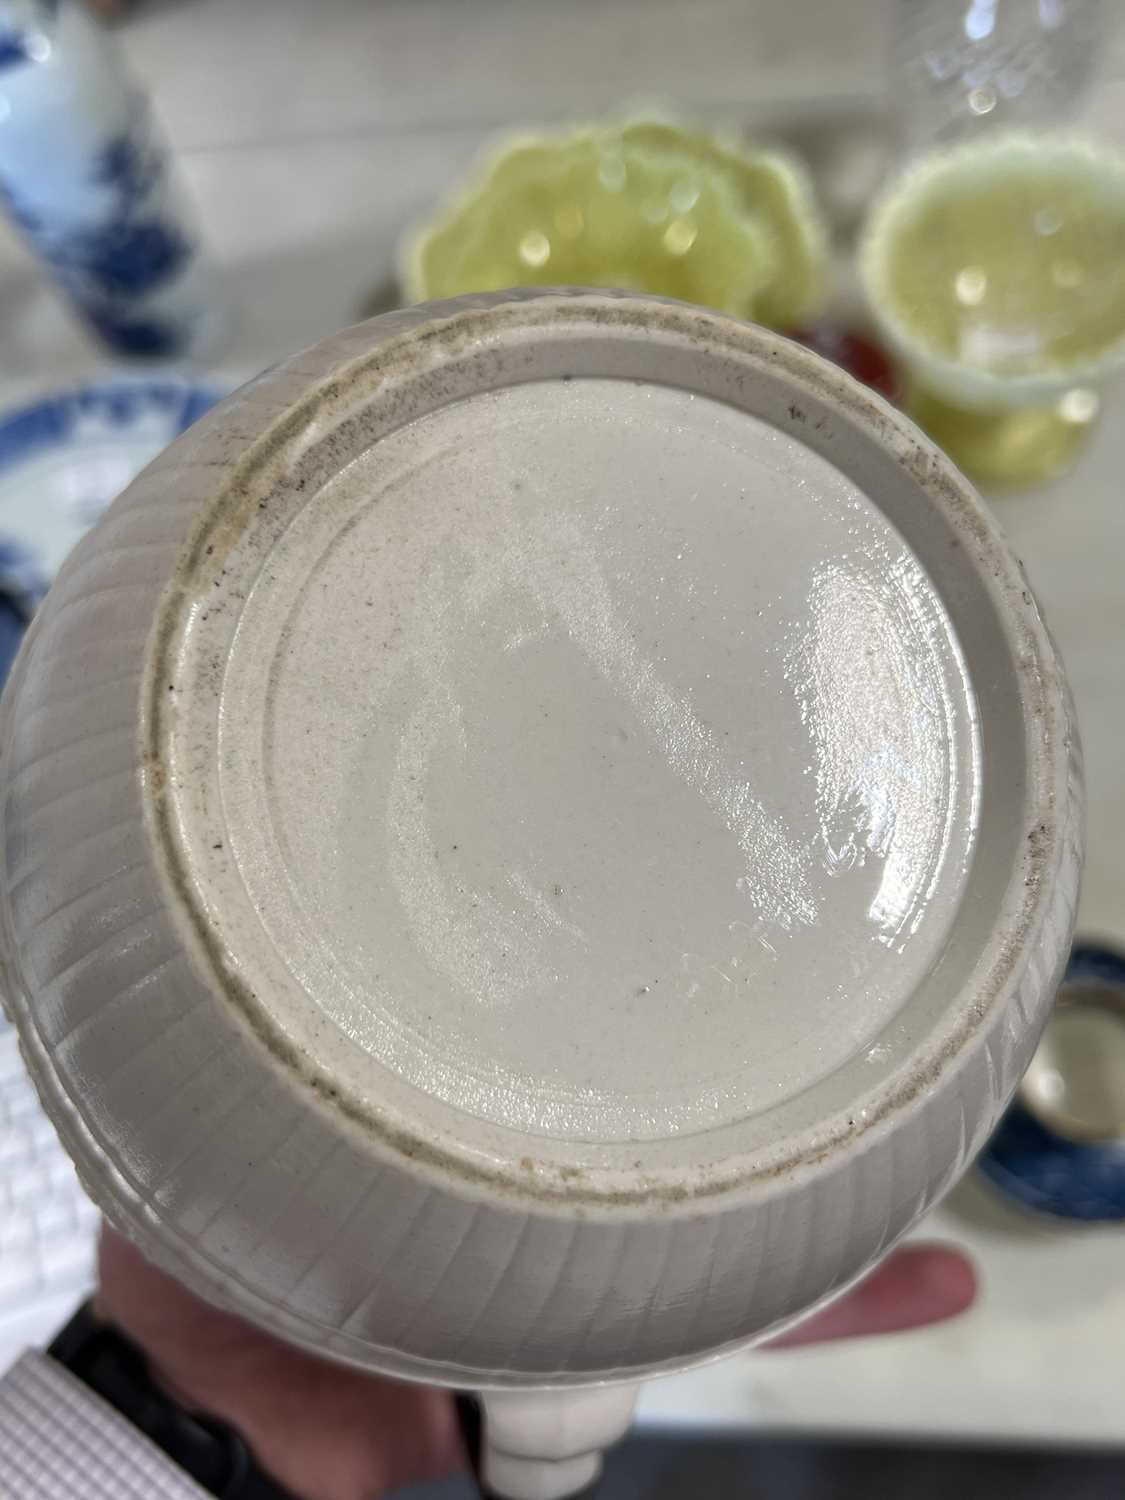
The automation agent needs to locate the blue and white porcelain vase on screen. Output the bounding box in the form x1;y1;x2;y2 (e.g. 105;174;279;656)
0;0;220;358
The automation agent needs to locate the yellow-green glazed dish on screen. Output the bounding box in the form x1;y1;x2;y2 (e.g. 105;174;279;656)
401;120;827;328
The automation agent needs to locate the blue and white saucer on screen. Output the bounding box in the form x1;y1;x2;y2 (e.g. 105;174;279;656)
0;378;219;614
979;944;1125;1221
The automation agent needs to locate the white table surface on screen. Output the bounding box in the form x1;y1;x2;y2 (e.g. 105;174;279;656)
3;0;1125;1448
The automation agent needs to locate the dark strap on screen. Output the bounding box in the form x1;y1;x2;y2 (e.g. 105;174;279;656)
48;1300;301;1500
457;1393;506;1499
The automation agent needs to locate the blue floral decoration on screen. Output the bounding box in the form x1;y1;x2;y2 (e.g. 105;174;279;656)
0;3;59;73
0;69;202;356
84;307;185;356
0;34;30;71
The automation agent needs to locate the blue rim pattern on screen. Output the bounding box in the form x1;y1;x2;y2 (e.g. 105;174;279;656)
0;379;218;605
978;944;1125;1221
0;381;216;473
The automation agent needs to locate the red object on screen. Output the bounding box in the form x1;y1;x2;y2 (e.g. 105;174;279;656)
791;326;902;404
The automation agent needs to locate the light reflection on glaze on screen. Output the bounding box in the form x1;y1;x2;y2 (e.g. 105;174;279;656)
222;379;981;1140
388;495;963;1025
784;549;961;950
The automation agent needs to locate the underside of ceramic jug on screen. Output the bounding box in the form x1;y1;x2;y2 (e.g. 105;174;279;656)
0;296;1081;1418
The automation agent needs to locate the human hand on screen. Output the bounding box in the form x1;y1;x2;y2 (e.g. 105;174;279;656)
765;1240;976;1348
95;1227;975;1500
95;1226;465;1500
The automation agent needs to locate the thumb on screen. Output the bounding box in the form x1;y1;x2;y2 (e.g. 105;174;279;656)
766;1243;977;1349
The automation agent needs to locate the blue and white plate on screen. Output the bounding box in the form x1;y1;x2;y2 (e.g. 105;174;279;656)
979;944;1125;1221
0;378;219;615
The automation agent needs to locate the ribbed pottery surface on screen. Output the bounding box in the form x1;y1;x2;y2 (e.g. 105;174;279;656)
0;292;1083;1384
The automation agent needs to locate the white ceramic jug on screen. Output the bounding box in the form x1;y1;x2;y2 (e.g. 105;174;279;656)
0;291;1082;1498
